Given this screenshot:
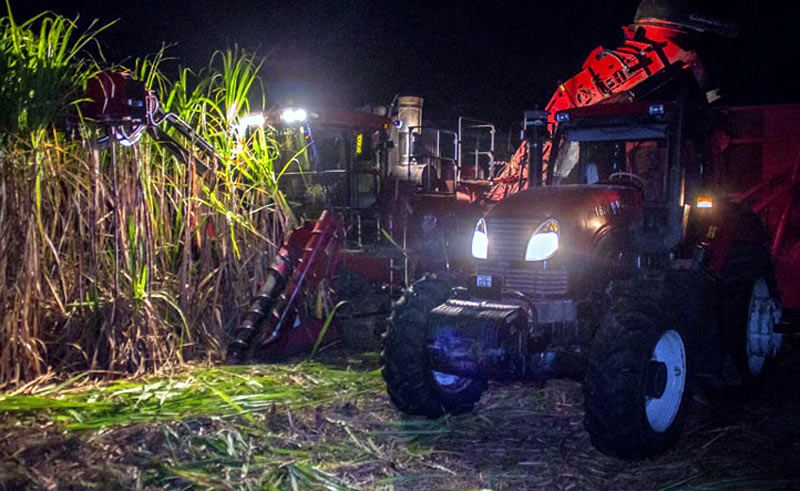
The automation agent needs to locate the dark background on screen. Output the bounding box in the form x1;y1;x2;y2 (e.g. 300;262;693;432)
9;0;800;130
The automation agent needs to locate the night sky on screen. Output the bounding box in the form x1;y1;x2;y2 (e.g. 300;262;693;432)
10;1;800;130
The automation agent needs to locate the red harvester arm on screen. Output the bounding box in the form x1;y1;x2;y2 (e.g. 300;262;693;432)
485;18;706;200
227;211;343;361
544;20;703;128
255;210;343;357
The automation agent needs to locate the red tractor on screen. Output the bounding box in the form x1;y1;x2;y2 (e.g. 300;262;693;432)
381;1;799;458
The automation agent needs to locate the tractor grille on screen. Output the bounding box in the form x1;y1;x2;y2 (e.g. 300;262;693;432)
477;263;569;297
487;217;531;263
478;217;569;297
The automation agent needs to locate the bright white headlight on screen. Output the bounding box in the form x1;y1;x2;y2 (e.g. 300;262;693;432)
240;112;265;128
281;108;308;124
471;218;488;259
235;112;266;136
293;108;307;122
525;219;560;261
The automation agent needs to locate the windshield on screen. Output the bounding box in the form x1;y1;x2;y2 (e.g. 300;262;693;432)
277;126;349;172
552;123;669;201
276;124;380;213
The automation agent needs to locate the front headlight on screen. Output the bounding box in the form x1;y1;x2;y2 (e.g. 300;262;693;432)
471;218;488;259
525;219;559;261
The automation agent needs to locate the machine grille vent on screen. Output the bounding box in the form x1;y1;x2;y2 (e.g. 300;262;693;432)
479;217;568;297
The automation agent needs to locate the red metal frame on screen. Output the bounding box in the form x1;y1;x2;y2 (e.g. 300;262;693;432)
485;19;703;200
721;105;800;310
255;210;343;356
545;22;701;125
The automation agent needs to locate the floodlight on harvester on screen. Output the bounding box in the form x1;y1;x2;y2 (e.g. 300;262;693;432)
235;112;266;137
281;108;308;124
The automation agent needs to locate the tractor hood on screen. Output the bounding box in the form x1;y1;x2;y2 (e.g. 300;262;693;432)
483;184;642;255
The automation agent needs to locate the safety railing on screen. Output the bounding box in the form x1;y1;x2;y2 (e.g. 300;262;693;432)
403;127;459;194
458;117;497;182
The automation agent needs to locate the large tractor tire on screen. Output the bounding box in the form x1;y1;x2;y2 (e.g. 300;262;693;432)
719;245;782;397
382;273;487;417
584;279;693;458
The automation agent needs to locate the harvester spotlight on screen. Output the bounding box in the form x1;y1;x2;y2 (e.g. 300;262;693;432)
235;112;266;136
281;107;308;124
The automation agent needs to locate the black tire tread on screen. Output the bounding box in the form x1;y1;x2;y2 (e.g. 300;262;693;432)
584;278;692;459
381;273;486;416
719;244;777;396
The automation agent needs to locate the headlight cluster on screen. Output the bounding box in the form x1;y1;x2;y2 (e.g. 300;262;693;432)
525;219;560;261
470;218;561;261
281;107;308;124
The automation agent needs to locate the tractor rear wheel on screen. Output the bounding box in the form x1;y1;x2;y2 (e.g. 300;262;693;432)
720;246;782;397
382;273;486;416
584;279;693;458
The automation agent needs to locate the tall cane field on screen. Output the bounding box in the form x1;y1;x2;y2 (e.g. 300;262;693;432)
0;6;293;389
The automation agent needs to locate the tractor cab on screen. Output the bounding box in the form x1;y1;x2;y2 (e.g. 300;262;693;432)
268;107;391;247
548;101;705;255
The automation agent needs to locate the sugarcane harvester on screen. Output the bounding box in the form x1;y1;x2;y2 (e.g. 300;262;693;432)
382;0;800;459
79;74;375;358
82;66;506;361
226;99;509;361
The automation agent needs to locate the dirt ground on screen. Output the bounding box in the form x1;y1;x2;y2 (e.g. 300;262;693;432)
1;342;799;490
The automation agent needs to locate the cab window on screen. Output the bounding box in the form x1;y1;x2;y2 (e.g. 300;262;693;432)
552;124;669;201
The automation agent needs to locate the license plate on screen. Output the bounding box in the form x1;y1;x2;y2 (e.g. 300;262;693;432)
476;275;492;288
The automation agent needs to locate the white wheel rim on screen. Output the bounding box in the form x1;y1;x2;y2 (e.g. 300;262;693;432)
746;277;775;376
645;329;687;433
432;371;459;386
432;371;470;392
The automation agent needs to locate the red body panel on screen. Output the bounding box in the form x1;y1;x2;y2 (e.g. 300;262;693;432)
256;211;344;356
339;251;393;285
256;318;338;358
545;23;702;125
486;20;704;199
709;104;800;310
84;72;148;124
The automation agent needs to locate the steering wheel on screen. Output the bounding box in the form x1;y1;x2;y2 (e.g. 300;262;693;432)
607;171;646;188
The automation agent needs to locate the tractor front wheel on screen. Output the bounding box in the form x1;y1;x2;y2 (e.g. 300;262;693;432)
584;280;693;458
381;273;486;417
